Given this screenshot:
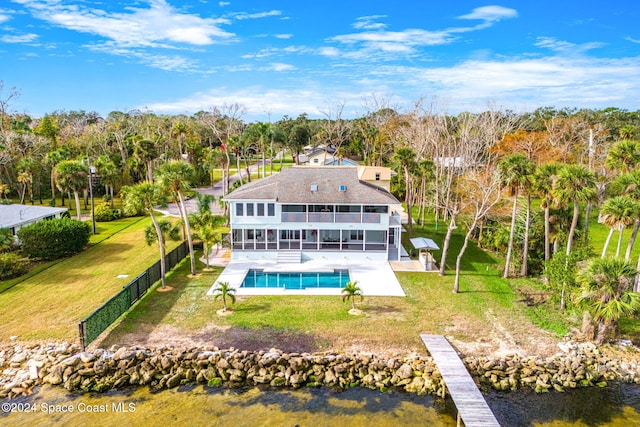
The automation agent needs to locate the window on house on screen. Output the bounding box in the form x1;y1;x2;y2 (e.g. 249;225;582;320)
350;230;364;240
257;203;265;216
267;203;275;216
313;158;319;163
364;205;388;213
246;203;254;216
236;203;244;216
375;173;381;181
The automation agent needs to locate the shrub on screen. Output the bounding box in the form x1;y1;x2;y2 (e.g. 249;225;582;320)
18;218;90;260
0;252;29;280
93;202;121;222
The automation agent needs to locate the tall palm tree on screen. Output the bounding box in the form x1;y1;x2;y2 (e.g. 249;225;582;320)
341;280;363;311
213;281;236;313
189;193;226;269
392;147;418;236
155;160;197;276
575;257;640;344
121;182;170;289
613;170;640;261
553;164;597;257
599;196;636;258
532;163;559;262
498;153;535;278
54;160;88;219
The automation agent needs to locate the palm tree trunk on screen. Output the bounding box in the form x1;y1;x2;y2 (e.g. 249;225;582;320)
236;155;243;186
566;200;580;257
73;190;82;220
177;191;197;275
204;243;210;269
625;218;640;261
503;193;518;278
584;202;592;244
544;205;551;261
405;168;413;236
615;226;625;258
520;195;531;277
602;228;615;258
150;213;167;289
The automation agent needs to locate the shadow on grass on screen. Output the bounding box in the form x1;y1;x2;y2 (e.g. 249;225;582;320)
209;326;321;353
364;305;402;315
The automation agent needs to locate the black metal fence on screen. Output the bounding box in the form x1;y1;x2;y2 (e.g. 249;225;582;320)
78;242;188;349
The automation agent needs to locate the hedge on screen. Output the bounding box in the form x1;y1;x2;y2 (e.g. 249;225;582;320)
18;218;90;260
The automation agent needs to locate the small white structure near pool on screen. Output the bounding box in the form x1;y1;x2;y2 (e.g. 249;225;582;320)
207;257;406;297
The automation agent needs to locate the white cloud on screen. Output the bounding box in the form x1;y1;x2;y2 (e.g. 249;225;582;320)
353;15;387;30
370;54;640;111
86;42;200;72
232;10;281;20
318;46;341;57
535;37;605;53
275;34;292;39
264;62;295;72
457;6;517;22
0;12;11;24
219;1;230;6
625;36;640;44
326;5;517;60
1;33;38;43
12;0;234;47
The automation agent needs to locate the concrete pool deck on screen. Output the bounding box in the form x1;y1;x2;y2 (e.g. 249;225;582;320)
206;257;406;297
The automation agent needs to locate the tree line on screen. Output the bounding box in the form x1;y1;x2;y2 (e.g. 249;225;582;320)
3;83;640;343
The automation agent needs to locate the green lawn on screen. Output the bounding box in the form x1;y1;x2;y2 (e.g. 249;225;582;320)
0;216;180;341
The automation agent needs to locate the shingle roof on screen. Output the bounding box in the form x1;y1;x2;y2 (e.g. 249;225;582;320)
224;166;400;205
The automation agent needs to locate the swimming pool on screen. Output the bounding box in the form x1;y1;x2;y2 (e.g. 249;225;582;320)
241;269;350;290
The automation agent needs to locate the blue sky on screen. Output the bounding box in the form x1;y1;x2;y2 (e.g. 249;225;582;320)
2;1;640;120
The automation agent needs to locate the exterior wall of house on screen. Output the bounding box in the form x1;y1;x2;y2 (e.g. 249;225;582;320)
228;200;400;261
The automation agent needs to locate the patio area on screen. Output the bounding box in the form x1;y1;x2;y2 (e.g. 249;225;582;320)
207;257;406;297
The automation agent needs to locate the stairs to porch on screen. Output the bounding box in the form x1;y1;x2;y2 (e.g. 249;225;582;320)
277;251;302;263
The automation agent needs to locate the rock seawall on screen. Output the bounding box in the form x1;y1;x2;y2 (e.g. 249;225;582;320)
1;342;639;399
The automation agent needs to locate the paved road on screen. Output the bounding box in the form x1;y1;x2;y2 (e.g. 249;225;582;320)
157;162;268;216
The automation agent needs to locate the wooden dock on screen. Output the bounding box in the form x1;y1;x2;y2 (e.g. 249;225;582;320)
421;334;501;427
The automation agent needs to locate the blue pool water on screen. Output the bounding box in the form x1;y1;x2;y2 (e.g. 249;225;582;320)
241;269;350;289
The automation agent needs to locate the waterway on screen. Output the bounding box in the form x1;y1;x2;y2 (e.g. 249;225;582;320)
1;382;639;426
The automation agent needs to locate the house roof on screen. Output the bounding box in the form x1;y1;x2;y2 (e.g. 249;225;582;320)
0;204;68;229
224;166;401;205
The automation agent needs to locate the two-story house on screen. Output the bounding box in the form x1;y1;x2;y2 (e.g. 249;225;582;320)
223;166;403;262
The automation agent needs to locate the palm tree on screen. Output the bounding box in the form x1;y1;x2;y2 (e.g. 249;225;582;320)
392;147;418;236
121;182;170;289
532;163;559;262
575;257;640;344
613;170;640;261
189;193;226;269
599;196;636;258
341;280;363;312
54;160;88;219
144;219;180;249
553;164;597;257
155;160;197;276
606;139;640;173
213;281;236;313
498;153;535;278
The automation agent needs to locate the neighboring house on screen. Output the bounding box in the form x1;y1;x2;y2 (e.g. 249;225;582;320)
223;166;404;262
357;166;395;192
301;145;358;167
0;204;69;239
